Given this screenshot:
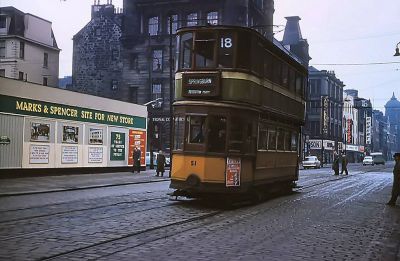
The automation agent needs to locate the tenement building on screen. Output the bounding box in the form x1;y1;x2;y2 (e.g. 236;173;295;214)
306;67;344;164
72;0;274;152
0;7;60;86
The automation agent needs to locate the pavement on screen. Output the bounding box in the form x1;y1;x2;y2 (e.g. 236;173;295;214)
0;168;170;197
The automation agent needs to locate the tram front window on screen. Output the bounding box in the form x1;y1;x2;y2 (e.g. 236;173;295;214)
195;32;216;68
208;116;226;153
188;116;206;144
181;32;193;69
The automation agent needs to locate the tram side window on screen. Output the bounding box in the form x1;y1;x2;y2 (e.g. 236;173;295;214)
188;116;206;144
251;39;263;76
181;32;193;69
218;32;234;68
267;128;276;150
289;69;296;93
207;116;227;153
195;32;216;68
228;117;243;152
295;73;303;97
174;116;185;150
258;123;268;150
284;130;291;151
264;51;273;80
291;132;298;151
272;57;282;85
276;128;285;151
281;63;288;88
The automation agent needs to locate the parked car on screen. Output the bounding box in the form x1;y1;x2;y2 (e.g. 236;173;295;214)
145;152;158;166
145;151;171;167
362;156;374;166
302;156;321;169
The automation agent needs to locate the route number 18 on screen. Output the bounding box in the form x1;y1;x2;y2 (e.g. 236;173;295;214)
220;38;233;48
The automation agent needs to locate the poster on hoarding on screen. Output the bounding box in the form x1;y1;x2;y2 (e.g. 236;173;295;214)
88;147;103;163
128;130;146;166
61;146;78;164
226;157;241;187
110;132;125;161
29;145;50;164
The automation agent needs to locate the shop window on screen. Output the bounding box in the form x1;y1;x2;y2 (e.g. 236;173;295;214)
188;115;206;144
195;32;216;68
174;116;185;150
208;116;227;153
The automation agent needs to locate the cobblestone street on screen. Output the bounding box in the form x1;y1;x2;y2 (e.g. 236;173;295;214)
0;164;399;260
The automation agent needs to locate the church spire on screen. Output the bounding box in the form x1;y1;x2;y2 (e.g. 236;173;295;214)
392;92;396;100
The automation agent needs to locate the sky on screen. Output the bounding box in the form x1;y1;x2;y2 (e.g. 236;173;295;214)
1;0;399;111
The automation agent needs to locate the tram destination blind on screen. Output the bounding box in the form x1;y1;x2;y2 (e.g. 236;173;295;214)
182;72;220;97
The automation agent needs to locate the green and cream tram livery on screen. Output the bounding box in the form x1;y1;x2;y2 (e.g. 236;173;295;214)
170;26;307;198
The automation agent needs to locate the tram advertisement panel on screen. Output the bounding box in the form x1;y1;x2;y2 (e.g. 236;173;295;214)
226;157;241;187
128;130;146;166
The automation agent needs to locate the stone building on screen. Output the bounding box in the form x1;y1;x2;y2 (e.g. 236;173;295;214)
0;6;60;87
306;67;344;164
70;1;123;99
372;109;389;158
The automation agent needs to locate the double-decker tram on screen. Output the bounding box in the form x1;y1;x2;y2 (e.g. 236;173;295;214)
170;25;308;200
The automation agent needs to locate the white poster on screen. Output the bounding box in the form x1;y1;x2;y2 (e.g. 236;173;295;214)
88;147;103;163
29;145;50;164
61;146;78;164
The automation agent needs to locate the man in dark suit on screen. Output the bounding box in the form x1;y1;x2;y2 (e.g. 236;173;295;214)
133;146;141;173
387;152;400;206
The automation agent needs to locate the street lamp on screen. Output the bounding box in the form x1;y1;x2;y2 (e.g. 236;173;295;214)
144;98;163;169
394;42;400;57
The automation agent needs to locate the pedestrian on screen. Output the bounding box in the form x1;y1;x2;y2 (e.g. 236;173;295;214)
341;153;348;175
132;146;141;173
156;150;166;177
332;152;339;176
387;152;400;206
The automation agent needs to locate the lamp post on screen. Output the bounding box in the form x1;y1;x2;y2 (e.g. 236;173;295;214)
394;42;400;56
144;98;163;169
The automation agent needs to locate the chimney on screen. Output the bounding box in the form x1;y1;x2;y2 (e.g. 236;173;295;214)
282;16;311;66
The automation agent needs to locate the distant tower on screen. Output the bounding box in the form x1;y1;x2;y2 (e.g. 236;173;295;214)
282;16;311;66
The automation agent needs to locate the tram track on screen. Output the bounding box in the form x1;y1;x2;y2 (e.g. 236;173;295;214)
0;195;167;224
39;209;223;261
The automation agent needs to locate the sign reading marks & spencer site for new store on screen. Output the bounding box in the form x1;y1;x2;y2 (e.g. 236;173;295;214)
0;95;146;129
182;72;220;97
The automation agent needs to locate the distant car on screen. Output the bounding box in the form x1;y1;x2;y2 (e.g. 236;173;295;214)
362;156;374;166
302;156;321;169
371;152;385;165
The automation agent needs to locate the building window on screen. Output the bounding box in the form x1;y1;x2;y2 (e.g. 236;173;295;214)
111;79;118;90
167;14;178;34
0;69;5;77
43;53;48;68
129;53;138;70
148;16;159;36
43;77;48;86
152;49;163;71
0;16;6;28
18;71;24;81
152;83;162;108
19;41;24;59
112;49;119;60
0;41;5;58
95;28;101;36
207;11;218;25
187;13;198;26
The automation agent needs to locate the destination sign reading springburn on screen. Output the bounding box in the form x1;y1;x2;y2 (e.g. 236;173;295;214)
182;72;220;97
